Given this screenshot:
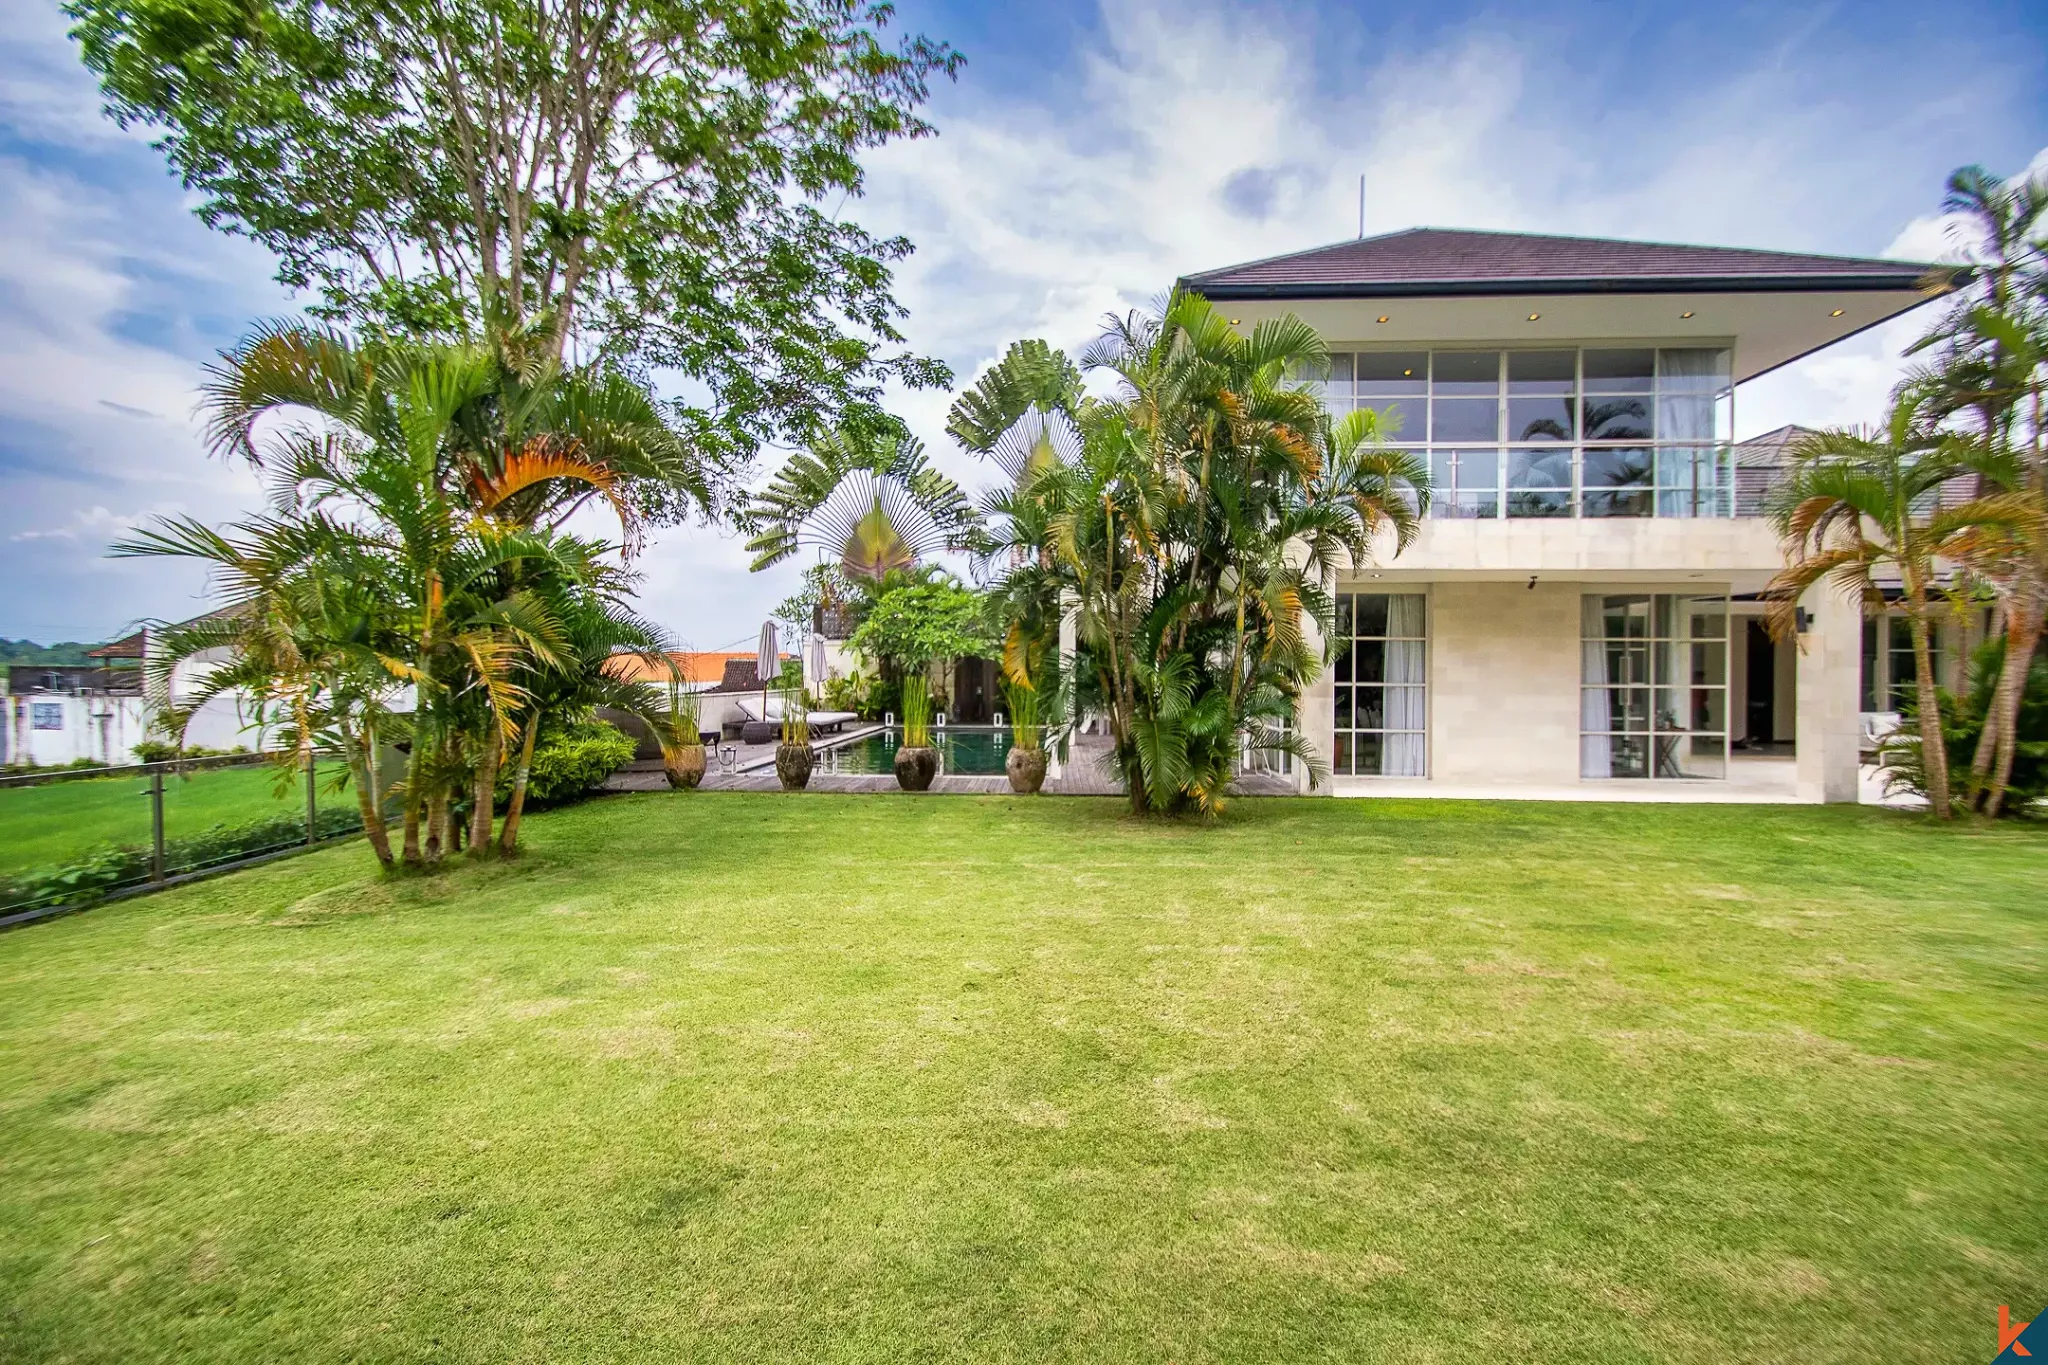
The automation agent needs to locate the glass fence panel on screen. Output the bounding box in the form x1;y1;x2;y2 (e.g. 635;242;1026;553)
0;756;365;918
0;769;160;886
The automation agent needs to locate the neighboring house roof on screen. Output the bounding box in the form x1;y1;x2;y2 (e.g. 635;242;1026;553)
705;657;792;694
87;631;146;659
605;651;766;686
1180;228;1945;300
1732;424;1815;518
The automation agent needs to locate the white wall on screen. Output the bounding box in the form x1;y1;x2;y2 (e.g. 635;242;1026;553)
2;694;150;767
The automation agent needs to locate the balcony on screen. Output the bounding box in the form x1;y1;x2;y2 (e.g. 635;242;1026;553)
1417;443;1736;520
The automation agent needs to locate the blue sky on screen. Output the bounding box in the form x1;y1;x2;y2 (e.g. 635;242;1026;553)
1;0;2045;650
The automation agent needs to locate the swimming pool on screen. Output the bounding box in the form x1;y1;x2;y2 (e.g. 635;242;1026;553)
814;726;1013;776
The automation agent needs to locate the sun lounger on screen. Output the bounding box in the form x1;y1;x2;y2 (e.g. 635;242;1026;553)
733;697;859;737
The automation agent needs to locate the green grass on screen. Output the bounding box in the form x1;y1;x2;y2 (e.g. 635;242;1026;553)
1;794;2043;1362
0;763;343;875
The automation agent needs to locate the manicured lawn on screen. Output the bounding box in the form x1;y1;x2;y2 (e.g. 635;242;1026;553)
1;794;2043;1362
0;763;345;876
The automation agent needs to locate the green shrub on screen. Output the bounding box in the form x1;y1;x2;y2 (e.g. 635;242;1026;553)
132;740;242;763
862;676;900;721
1881;636;2048;816
496;719;635;808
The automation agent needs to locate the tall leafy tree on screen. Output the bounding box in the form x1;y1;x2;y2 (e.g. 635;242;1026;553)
67;0;961;508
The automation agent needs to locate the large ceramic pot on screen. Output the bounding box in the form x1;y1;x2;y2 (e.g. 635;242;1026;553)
776;742;814;791
894;745;938;792
663;744;707;790
1006;746;1047;794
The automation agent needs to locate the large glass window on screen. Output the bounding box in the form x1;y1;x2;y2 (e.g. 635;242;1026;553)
1580;593;1728;779
1313;346;1735;518
1334;592;1427;776
1356;351;1426;439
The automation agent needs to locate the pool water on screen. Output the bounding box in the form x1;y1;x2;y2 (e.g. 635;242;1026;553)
815;727;1013;776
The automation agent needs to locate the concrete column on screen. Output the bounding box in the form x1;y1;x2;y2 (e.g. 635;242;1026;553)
1795;589;1861;803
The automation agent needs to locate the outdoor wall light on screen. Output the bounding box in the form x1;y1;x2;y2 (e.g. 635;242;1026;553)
1830;308;1845;317
1527;312;1541;321
1679;310;1695;319
1376;315;1390;324
1228;318;1240;325
1795;607;1813;633
1402;368;1413;376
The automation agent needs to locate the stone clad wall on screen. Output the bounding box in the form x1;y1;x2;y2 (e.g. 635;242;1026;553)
1426;581;1583;784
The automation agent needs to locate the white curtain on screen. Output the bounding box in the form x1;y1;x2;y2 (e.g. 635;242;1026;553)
1580;595;1613;777
1382;594;1427;776
1657;350;1727;515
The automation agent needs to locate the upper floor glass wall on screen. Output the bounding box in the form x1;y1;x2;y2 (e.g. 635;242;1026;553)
1301;347;1735;518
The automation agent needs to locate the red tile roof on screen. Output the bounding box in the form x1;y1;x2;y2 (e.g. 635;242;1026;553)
605;651;768;685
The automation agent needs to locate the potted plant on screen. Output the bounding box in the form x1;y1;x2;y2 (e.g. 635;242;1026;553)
1002;677;1047;794
658;677;706;790
775;687;813;790
894;674;938;792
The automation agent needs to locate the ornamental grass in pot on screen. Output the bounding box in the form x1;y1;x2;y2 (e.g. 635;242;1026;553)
659;679;706;790
893;675;938;792
775;691;813;791
1002;677;1047;794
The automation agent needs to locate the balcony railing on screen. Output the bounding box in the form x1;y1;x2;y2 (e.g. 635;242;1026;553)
1412;443;1736;519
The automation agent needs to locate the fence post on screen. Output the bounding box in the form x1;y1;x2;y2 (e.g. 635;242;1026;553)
149;768;166;883
305;754;317;846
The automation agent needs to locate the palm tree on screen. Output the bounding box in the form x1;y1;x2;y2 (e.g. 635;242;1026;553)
189;325;693;860
114;514;409;866
973;292;1432;814
495;562;676;854
745;426;978;582
1899;164;2048;816
1764;408;1975;818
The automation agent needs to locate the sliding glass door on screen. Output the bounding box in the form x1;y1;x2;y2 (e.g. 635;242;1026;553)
1580;593;1728;779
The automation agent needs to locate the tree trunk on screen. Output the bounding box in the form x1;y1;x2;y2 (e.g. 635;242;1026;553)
400;743;425;867
344;731;395;868
468;724;501;858
1905;594;1952;819
1964;600;2010;811
498;712;542;855
426;791;450;863
1983;612;2043;818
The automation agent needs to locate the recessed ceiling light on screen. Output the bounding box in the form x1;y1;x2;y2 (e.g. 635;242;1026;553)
1830;309;1845;317
1679;310;1695;319
1376;315;1390;324
1527;312;1540;321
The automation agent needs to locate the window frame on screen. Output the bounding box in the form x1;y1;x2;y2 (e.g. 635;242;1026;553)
1332;590;1429;778
1325;345;1737;520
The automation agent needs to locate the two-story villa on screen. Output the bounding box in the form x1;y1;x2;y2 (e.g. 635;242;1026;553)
1180;228;1948;802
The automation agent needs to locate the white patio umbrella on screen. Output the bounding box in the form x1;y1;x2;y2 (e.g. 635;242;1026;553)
807;635;826;691
756;621;778;719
